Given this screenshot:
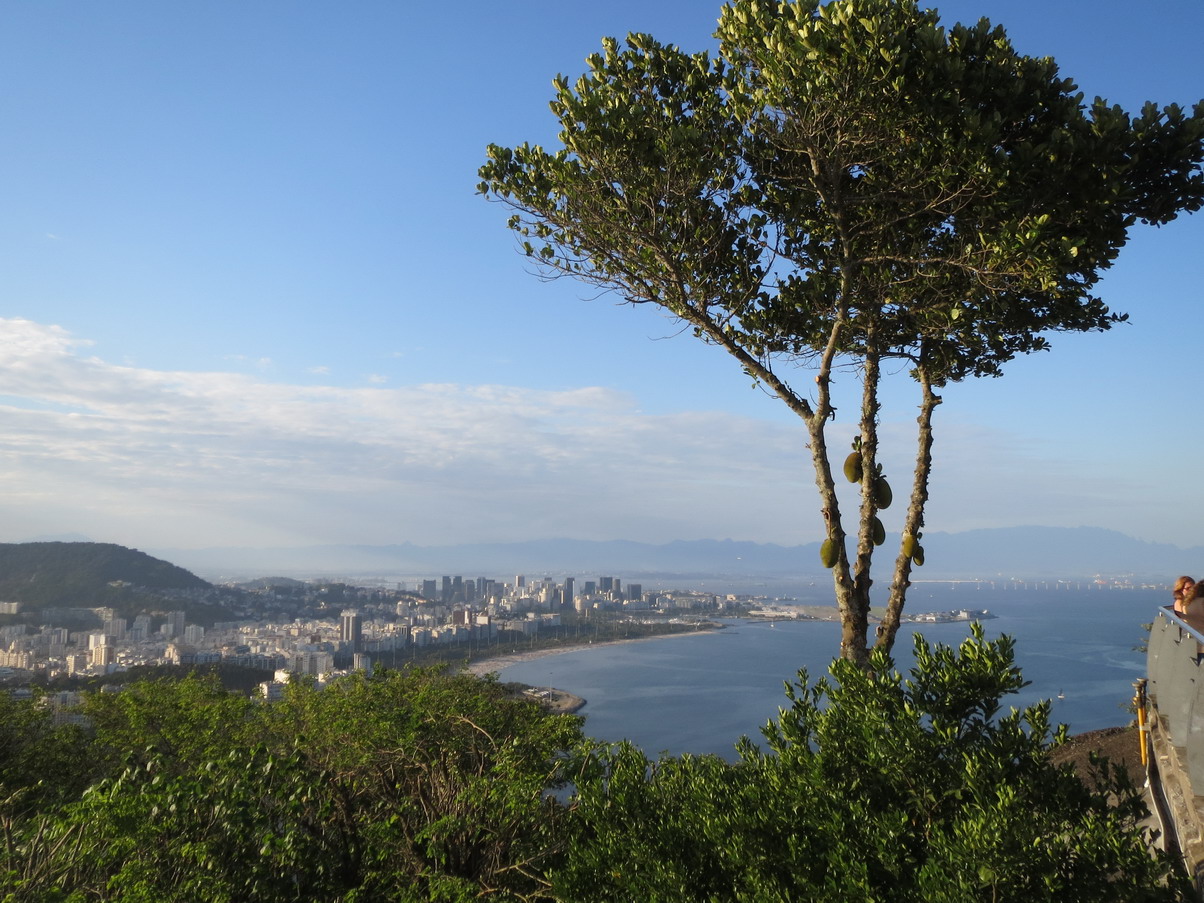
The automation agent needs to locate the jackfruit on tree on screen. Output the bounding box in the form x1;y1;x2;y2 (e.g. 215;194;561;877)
873;477;892;509
872;517;885;546
843;452;862;484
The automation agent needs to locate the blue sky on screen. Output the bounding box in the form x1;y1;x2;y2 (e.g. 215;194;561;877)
0;1;1201;552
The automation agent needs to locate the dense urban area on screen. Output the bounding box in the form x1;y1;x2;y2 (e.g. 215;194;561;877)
0;570;751;690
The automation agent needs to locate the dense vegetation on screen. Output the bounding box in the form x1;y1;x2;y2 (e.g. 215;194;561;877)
40;662;276;695
1;629;1187;901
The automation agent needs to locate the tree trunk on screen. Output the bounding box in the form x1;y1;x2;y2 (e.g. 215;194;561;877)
878;368;941;654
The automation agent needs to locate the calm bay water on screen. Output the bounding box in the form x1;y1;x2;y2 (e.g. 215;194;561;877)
496;584;1159;758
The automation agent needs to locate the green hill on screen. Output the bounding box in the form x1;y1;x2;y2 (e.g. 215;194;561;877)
0;542;216;619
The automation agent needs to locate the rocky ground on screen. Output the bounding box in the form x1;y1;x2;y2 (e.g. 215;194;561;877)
1049;725;1144;788
524;686;586;714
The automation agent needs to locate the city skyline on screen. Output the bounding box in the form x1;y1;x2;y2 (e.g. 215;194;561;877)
1;1;1201;553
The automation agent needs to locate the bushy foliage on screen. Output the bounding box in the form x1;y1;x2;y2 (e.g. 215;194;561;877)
553;627;1188;902
0;637;1187;901
0;667;583;902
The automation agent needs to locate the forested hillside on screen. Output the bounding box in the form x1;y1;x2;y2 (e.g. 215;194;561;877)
0;542;211;612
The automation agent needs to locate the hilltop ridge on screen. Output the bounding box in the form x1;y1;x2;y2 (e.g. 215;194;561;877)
0;541;219;621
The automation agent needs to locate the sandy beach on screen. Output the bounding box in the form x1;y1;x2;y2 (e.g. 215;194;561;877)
463;625;719;678
463;610;843;683
464;626;722;713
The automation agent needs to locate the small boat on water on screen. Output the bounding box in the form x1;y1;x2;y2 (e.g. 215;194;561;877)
1057;690;1066;700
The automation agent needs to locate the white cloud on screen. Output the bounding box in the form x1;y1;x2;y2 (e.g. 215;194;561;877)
221;353;273;370
0;318;1186;552
0;318;813;548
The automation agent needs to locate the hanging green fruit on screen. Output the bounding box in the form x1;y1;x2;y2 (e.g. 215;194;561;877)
843;452;862;484
820;538;839;568
873;476;893;509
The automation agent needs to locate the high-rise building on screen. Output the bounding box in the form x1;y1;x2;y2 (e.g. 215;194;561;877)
164;610;186;639
421;579;437;600
563;577;575;610
627;583;642;602
289;650;334;676
340;609;363;653
91;643;115;668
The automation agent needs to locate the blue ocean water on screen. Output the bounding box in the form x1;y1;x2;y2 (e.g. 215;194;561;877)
496;584;1159;759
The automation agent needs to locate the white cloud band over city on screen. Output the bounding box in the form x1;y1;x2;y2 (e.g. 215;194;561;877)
1;317;810;547
0;317;1179;553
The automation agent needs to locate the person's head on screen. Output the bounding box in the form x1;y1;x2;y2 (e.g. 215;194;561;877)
1188;582;1204;605
1174;576;1196;602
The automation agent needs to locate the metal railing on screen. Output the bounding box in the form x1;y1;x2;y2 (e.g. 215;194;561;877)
1146;607;1204;885
1148;608;1204;780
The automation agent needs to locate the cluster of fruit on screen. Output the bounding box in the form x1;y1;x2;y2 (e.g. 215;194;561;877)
819;441;923;569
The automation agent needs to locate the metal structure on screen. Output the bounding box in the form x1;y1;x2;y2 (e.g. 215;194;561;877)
1145;608;1204;889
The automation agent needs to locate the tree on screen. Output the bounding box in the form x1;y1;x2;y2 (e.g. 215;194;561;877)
478;0;1204;663
553;627;1190;902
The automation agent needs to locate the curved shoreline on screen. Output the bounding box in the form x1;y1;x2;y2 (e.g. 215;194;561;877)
465;626;722;714
464;625;718;679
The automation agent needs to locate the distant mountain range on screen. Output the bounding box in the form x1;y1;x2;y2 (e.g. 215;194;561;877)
143;526;1203;583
